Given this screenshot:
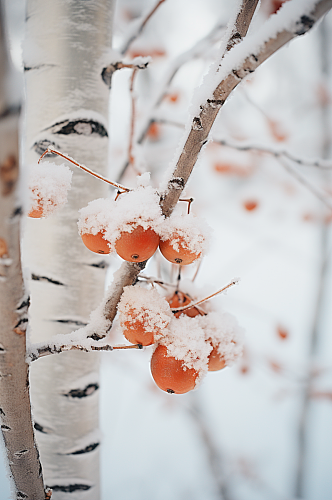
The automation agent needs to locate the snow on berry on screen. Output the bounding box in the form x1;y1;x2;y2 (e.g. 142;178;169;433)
78;197;116;236
159;315;212;383
198;311;245;366
117;285;172;345
158;212;210;263
28;161;72;217
78;184;164;250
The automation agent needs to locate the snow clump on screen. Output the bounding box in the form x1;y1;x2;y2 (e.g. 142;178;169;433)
29;161;72;217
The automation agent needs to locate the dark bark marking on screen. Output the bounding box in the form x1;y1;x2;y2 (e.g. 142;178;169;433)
67;442;100;455
0;104;21;120
31;273;65;286
53;319;87;327
64;383;99;399
17;492;28;499
32;139;61;156
44;119;108;138
1;425;11;431
89;260;109;269
232;69;241;79
0;408;5;416
295;15;315;36
14;318;28;330
34;422;49;434
192;117;203;130
0;155;18;195
88;332;105;341
16;297;30;312
168;177;185;189
14;449;29;458
10;206;23;219
47;484;91;492
24;64;56;72
207;99;225;108
0;344;5;352
101;66;114;88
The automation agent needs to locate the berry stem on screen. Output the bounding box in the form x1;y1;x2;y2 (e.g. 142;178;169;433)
38;147;131;192
179;197;194;214
171;278;240;312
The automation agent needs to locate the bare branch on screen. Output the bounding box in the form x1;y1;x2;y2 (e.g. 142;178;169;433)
117;22;226;181
101;58;150;89
213;137;332;169
40;147;131;192
278;156;332;210
120;0;167;55
226;0;259;52
101;1;259;328
171;279;240;313
161;0;332;217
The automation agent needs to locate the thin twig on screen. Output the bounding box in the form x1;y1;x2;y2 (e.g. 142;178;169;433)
278;157;332;210
128;68;140;173
121;0;167;55
161;0;332;217
39;147;131;192
171;279;239;313
117;22;226;182
214;137;332;169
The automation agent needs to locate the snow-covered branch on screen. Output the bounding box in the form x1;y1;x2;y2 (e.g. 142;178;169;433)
161;0;332;217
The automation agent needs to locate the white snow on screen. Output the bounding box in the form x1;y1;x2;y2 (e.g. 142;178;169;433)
117;284;172;338
28;161;72;217
158;315;212;385
198;311;245;365
158;211;211;256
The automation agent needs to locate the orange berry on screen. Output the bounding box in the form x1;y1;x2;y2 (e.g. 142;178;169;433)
122;309;156;346
243;200;258;211
167;291;201;318
28;202;44;218
159;235;200;265
81;231;111;254
150;344;198;394
146;122;161;141
115;225;159;262
28;197;54;218
207;344;226;372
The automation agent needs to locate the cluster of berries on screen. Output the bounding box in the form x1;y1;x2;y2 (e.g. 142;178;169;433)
28;160;208;266
117;284;244;394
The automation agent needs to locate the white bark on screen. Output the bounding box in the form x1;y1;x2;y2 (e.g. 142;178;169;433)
23;1;114;497
0;1;46;498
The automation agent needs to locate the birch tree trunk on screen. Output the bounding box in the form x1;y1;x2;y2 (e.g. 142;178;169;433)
0;1;46;498
23;1;114;497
